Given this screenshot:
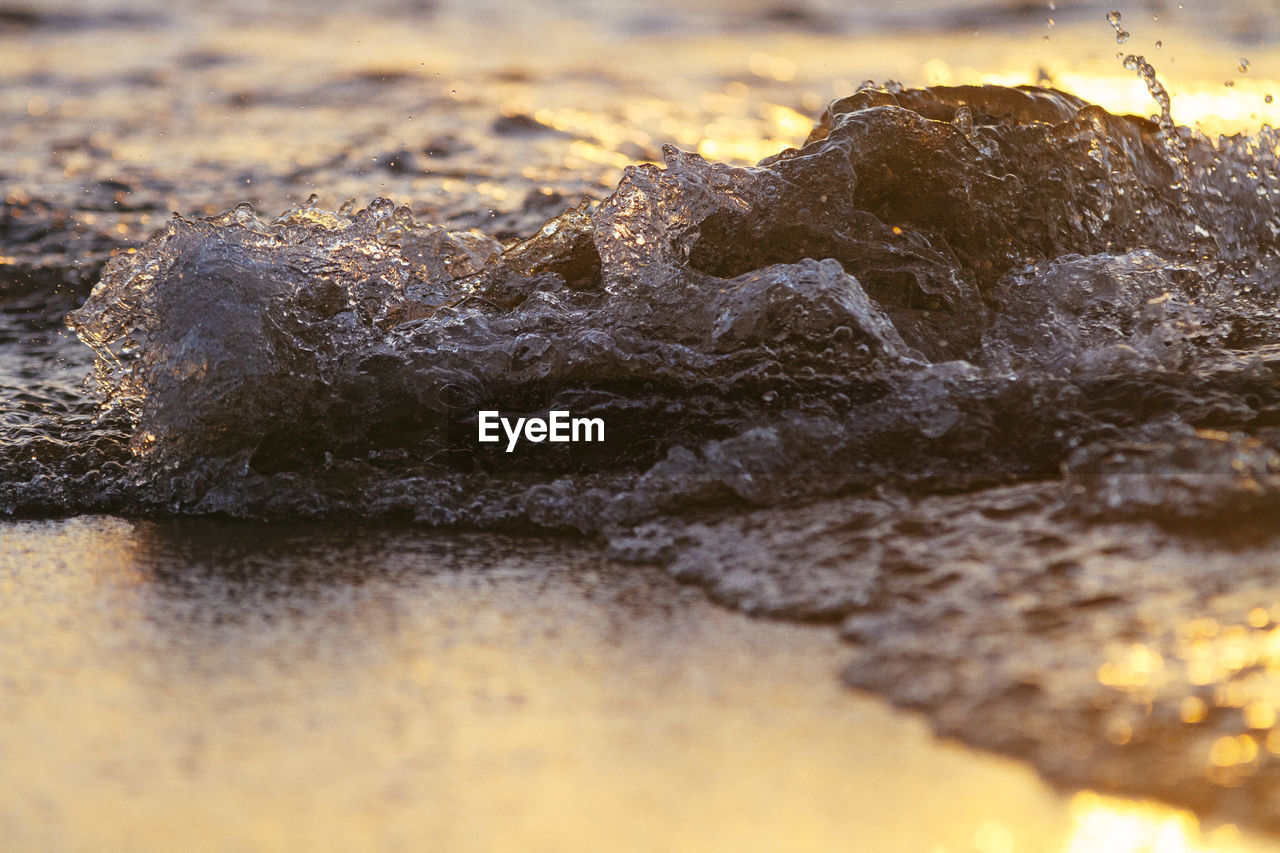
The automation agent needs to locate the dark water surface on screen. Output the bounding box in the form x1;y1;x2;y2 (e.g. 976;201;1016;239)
8;0;1280;847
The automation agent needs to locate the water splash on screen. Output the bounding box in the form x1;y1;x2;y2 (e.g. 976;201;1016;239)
9;76;1280;835
1106;9;1130;44
1121;53;1175;133
0;83;1261;530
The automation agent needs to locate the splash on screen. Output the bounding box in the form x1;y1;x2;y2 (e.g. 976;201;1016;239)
3;83;1280;830
1122;53;1176;134
1106;10;1130;45
21;83;1274;531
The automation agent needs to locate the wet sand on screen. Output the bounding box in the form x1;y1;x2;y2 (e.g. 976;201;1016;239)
1;516;1275;852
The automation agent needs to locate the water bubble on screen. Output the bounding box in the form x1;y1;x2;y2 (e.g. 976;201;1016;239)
1155;40;1162;49
1240;58;1252;73
1266;94;1274;105
1107;10;1130;44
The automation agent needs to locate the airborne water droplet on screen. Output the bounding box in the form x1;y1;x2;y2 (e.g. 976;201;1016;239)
1106;9;1130;44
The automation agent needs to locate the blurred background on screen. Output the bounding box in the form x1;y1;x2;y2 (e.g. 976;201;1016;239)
4;0;1280;242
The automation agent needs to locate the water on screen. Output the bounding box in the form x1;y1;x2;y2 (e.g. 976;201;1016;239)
29;85;1280;532
8;0;1280;846
7;515;1237;853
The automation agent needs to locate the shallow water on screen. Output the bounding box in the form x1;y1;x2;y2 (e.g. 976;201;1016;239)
8;0;1280;846
2;515;1277;853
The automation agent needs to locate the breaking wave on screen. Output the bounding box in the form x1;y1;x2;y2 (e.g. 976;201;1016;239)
9;81;1280;829
5;84;1271;533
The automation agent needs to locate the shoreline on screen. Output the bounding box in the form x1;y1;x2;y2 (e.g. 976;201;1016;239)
1;514;1275;852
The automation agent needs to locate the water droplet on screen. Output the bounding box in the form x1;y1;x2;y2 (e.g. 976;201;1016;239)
1155;40;1163;48
1106;9;1130;43
1121;54;1174;135
1266;94;1274;105
1239;58;1252;73
762;390;777;403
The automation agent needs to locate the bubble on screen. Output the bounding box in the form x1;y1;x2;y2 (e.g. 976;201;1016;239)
1266;94;1274;105
1239;58;1252;73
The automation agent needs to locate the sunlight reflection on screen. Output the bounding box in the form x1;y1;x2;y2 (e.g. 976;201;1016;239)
1093;609;1280;791
978;70;1280;135
1066;792;1251;853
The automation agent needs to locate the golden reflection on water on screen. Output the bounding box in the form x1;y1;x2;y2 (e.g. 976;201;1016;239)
8;9;1280;231
1066;793;1254;853
1095;610;1280;790
2;517;1279;852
